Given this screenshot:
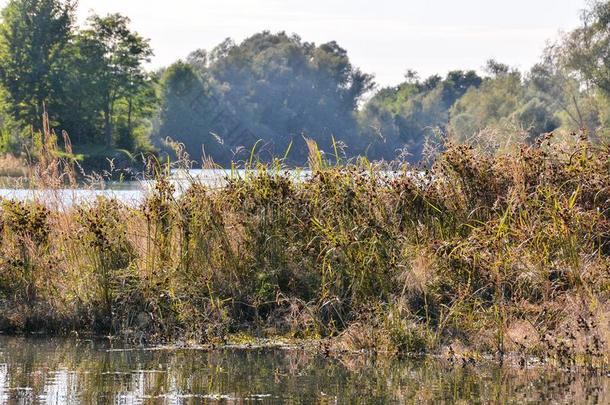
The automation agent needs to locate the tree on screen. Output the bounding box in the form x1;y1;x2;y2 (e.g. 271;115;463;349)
157;61;223;160
449;64;559;144
79;13;154;147
156;31;374;164
562;1;610;96
485;59;510;76
358;70;482;161
0;0;75;130
541;1;610;140
529;50;589;130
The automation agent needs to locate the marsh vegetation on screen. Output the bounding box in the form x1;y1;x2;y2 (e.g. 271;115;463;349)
0;125;608;373
0;2;609;388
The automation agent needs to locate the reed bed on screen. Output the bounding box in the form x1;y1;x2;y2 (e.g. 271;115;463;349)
0;130;609;369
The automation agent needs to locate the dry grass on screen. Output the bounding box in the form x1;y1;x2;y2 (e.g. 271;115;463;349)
0;122;608;370
0;154;27;179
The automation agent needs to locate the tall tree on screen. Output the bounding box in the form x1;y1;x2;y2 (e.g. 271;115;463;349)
449;63;559;145
562;1;610;97
0;0;75;129
530;50;589;130
157;61;222;160
79;13;153;147
156;31;374;163
530;1;610;139
358;70;482;161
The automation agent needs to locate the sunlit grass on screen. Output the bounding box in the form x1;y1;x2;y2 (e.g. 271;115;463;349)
0;123;608;370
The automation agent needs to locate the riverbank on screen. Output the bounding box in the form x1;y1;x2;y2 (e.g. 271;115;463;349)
0;137;608;370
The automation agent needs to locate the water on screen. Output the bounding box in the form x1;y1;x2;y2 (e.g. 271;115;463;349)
0;169;312;205
0;337;607;404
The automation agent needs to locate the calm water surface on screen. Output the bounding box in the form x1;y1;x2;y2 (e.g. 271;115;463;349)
0;336;608;404
0;169;312;205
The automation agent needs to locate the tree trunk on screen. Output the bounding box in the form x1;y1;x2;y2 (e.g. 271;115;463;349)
104;106;112;147
127;96;133;141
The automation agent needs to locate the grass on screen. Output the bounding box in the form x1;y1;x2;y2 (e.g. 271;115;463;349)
0;154;28;185
0;124;609;370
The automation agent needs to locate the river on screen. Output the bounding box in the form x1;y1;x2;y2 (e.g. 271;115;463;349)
0;169;312;205
0;336;608;404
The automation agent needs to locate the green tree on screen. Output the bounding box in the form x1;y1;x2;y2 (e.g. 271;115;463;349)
55;33;107;145
156;31;374;164
79;13;154;148
449;61;559;145
156;61;222;160
542;1;610;141
529;49;592;131
358;70;482;161
563;1;610;96
0;0;75;130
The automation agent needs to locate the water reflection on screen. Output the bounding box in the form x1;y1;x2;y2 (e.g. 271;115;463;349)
0;336;608;404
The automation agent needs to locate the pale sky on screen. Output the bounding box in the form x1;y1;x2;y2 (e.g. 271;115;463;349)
1;0;588;87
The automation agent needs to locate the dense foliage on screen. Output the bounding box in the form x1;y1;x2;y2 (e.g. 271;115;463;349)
358;70;483;160
0;136;609;368
157;32;374;165
0;0;156;169
1;0;610;168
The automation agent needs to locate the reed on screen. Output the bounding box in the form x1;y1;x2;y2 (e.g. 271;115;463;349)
0;126;608;369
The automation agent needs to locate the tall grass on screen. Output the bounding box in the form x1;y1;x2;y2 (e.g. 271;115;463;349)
0;125;608;368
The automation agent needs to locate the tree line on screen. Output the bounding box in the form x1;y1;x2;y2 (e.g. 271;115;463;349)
0;0;155;170
1;0;610;169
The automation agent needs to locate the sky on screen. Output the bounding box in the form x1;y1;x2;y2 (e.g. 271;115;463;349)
1;0;589;87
